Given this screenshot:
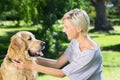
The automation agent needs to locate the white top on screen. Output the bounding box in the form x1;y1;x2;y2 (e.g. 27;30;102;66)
62;38;103;80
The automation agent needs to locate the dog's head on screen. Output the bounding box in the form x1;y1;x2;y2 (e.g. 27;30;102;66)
8;31;45;59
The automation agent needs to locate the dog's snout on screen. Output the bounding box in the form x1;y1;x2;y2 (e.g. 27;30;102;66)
41;42;46;47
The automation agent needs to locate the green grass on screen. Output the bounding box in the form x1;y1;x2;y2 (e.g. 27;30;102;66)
103;67;120;80
37;75;69;80
0;24;120;80
102;51;120;67
102;51;120;80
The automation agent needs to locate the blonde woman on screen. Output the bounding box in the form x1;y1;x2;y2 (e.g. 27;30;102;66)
13;8;103;80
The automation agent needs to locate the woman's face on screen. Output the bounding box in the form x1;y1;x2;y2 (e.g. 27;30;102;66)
62;19;79;40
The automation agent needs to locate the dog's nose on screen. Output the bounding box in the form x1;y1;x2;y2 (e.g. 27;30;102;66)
41;42;46;47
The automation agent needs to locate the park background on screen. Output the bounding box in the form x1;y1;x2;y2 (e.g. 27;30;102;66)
0;0;120;80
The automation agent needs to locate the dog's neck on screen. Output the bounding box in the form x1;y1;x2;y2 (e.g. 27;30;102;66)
7;56;13;62
6;56;20;63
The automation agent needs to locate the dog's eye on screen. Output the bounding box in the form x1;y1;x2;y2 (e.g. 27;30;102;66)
28;37;32;41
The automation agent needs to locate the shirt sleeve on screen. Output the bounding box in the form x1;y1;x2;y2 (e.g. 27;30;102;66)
62;49;102;79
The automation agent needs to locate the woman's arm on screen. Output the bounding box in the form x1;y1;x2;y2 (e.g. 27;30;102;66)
13;55;67;78
36;54;68;69
32;63;65;78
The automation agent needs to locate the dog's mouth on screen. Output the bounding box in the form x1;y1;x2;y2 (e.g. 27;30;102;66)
28;49;44;57
28;42;45;57
28;46;45;57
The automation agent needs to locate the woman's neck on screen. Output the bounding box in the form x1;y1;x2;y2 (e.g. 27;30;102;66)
76;34;88;45
75;35;96;51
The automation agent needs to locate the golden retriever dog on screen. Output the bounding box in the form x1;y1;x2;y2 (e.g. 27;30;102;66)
0;31;45;80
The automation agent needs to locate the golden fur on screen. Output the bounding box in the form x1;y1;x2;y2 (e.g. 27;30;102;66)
0;31;45;80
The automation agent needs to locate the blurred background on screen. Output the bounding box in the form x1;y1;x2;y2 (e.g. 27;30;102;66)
0;0;120;80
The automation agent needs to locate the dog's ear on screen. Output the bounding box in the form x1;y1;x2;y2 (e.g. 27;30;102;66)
7;34;26;60
10;35;26;51
0;71;2;80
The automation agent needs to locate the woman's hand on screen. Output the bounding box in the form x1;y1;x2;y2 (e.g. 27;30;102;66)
13;60;35;70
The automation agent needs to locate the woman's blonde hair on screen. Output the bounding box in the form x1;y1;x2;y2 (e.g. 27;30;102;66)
62;8;90;36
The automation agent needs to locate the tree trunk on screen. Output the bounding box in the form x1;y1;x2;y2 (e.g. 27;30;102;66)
91;0;113;31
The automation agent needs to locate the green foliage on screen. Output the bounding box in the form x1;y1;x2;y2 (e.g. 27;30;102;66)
0;0;120;56
30;0;90;56
0;0;90;24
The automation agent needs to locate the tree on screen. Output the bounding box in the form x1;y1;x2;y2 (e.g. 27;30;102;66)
91;0;113;31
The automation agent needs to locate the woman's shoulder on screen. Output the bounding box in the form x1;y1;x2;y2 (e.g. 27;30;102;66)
68;39;78;48
69;39;78;45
